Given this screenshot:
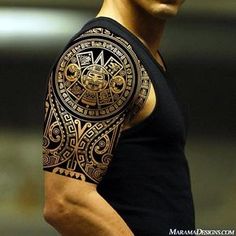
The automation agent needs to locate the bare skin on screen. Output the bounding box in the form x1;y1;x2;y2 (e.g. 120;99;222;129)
98;0;185;67
44;173;133;236
43;1;185;235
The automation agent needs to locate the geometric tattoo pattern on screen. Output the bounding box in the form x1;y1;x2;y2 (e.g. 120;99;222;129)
43;27;151;184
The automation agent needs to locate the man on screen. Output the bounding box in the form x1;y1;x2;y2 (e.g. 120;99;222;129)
43;0;195;235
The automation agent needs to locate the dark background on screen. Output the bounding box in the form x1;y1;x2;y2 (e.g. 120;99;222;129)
0;0;235;235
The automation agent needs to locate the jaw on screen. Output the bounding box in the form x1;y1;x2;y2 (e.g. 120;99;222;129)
147;2;182;19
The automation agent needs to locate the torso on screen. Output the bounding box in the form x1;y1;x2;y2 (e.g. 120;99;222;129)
78;17;195;236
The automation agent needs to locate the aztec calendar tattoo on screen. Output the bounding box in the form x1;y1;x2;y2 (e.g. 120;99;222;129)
43;27;151;184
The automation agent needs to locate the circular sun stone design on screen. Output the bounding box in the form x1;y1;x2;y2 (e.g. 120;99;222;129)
54;36;138;120
81;65;109;93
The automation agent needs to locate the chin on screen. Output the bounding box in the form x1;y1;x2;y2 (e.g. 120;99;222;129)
149;3;180;19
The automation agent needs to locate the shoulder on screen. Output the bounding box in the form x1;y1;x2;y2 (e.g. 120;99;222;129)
43;22;152;183
50;23;148;121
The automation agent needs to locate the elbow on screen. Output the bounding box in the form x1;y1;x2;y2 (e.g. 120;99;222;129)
43;172;97;230
43;197;70;228
43;204;54;226
43;192;90;230
43;194;92;235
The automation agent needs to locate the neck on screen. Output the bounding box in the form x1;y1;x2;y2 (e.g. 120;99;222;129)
97;0;166;57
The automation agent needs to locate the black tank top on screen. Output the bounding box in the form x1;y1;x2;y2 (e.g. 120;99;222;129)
79;17;195;236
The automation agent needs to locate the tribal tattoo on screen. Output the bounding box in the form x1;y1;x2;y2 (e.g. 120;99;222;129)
43;27;151;184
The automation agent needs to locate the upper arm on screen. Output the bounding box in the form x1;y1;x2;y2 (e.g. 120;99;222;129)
43;27;151;185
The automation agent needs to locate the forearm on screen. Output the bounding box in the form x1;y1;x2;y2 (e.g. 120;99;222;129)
50;195;133;236
44;173;133;236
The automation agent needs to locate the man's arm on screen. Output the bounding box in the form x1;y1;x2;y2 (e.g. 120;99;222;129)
43;89;133;236
42;27;150;235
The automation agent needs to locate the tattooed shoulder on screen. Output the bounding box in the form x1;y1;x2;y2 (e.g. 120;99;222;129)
43;27;151;184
